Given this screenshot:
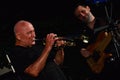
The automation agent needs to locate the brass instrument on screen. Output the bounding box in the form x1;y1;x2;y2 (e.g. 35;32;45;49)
35;37;76;47
35;34;89;47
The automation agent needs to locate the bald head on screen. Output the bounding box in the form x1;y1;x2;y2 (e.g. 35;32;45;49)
14;20;36;47
14;20;33;35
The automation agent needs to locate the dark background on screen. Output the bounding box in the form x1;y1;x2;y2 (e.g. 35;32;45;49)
0;0;120;48
0;0;120;79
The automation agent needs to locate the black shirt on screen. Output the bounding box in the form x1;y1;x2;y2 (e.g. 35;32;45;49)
9;44;67;80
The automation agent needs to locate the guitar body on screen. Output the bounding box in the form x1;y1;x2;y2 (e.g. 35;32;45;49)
86;31;112;74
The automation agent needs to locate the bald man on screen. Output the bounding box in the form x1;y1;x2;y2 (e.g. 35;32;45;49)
9;20;67;80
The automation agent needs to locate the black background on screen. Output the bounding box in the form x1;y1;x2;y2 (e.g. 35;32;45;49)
0;1;120;79
0;0;120;47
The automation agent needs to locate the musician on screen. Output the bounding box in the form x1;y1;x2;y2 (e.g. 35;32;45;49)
8;20;68;80
65;2;113;80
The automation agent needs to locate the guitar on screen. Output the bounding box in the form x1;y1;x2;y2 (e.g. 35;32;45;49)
86;31;112;74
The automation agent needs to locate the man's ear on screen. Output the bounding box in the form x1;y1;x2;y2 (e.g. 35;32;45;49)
16;33;21;40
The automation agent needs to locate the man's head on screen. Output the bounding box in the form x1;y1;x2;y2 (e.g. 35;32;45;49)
74;4;95;23
14;20;36;47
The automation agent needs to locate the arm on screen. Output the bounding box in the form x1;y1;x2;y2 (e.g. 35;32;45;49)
54;40;66;65
80;48;110;74
80;48;102;73
82;32;112;74
24;33;57;77
54;48;64;65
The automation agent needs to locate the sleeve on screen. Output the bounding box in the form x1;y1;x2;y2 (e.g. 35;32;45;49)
9;48;33;73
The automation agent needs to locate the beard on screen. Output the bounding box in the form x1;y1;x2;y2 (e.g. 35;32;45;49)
86;12;95;23
78;12;95;24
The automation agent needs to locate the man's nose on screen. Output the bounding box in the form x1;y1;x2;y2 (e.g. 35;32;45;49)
32;32;36;37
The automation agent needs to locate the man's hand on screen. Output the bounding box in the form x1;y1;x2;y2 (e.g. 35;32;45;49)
80;48;91;58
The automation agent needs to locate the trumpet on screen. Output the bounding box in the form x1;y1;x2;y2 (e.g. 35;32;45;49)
35;37;76;47
35;34;89;47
